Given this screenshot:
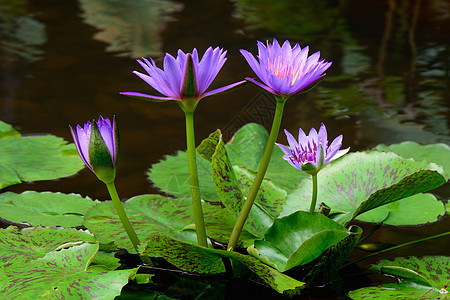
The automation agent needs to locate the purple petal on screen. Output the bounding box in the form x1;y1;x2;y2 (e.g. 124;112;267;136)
72;123;92;170
96;116;115;159
120;91;176;102
318;123;328;148
244;77;278;95
132;71;175;98
297;128;308;150
325;135;343;163
162;53;183;98
201;80;246;99
276;143;292;157
284;129;298;152
240;49;267;83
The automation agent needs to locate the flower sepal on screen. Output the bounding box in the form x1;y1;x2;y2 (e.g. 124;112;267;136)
89;120;117;184
301;162;319;175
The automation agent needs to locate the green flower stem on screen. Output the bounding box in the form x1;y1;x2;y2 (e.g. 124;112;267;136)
184;111;208;247
342;231;450;268
309;174;318;213
227;98;286;251
105;181;153;265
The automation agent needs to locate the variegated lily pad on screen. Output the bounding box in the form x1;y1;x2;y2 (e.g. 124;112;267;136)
0;243;137;299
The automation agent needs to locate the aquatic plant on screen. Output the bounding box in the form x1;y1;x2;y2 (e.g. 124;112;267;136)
0;38;448;299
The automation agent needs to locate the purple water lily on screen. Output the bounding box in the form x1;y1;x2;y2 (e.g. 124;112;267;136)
70;116;119;183
240;38;332;97
277;123;349;174
121;47;245;111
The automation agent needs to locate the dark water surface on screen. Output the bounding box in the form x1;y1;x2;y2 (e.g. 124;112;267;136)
1;0;449;298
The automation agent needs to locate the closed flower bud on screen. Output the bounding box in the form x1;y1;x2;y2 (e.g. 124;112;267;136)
70;116;119;184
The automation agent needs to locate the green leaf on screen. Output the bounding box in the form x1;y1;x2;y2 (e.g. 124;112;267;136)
349;281;446;300
148;150;220;202
208;129;273;237
349;256;450;300
83;194;256;253
0;120;20;139
303;225;362;286
89;251;121;271
250;212;352;272
282;151;447;225
0;243;137;299
357;193;445;225
375;141;450;177
372;256;450;289
225;123;268;170
0;191;98;227
0;134;84;188
0;226;95;268
140;235;305;295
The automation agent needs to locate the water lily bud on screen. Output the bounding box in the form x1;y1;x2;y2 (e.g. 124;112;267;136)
70;116;119;184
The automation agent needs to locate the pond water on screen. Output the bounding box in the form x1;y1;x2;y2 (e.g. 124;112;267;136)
0;0;449;298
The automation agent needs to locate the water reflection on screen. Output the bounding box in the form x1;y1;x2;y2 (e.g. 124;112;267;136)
79;0;183;58
0;0;448;200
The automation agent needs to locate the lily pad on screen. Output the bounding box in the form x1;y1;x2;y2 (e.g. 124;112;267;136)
0;243;137;299
83;194;256;253
372;256;450;289
249;211;352;272
375;142;450;176
140;235;305;295
0;191;98;227
0;226;95;268
148;150;220;202
349;281;447;299
0;120;20;139
282;151;447;226
349;256;450;299
357;193;445;225
0;133;84;188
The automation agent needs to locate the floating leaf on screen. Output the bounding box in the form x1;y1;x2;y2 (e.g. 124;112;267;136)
349;256;450;300
84;194;256;253
148;150;220;202
372;256;450;289
140;235;305;295
0;191;98;227
0;120;20;139
349;281;447;299
375;141;450;176
282;151;447;225
0;226;95;268
357;193;445;226
250;212;352;272
0;134;84;188
89;251;121;271
0;243;137;299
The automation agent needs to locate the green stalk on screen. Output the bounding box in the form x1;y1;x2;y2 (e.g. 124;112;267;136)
309;174;318;213
105;181;153;265
342;231;450;268
184;111;208;247
227;98;286;251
